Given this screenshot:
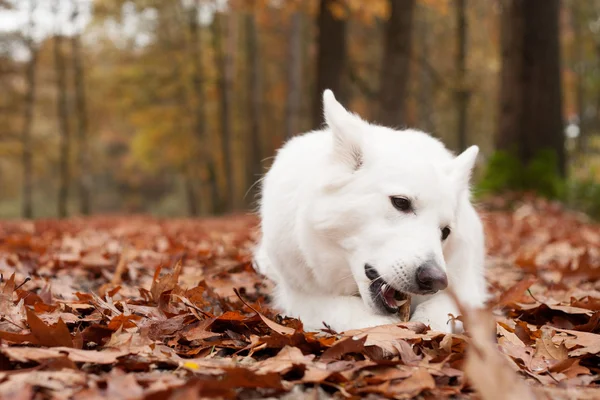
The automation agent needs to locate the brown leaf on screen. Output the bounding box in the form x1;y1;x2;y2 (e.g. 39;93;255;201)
494;275;537;307
320;335;367;361
548;358;591;379
0;330;37;344
573;312;600;333
554;329;600;356
388;367;435;396
151;261;182;302
253;345;315;376
534;330;568;361
107;314;142;330
234;288;295;335
343;325;428;356
26;308;74;348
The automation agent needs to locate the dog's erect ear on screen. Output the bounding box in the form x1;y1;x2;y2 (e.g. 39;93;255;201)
323;90;364;170
449;145;479;189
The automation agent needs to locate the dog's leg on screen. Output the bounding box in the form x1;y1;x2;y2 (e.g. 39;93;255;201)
276;286;399;332
410;292;461;333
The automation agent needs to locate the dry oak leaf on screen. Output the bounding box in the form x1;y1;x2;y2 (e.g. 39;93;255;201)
25;307;74;348
534;330;568;362
254;345;316;375
554;328;600;356
494;275;537;307
151;262;182;302
1;346;130;364
548;358;592;379
388;367;436;396
343;324;434;356
320;335;367;361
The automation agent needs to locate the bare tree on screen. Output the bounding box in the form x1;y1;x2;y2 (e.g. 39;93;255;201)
497;0;565;175
378;0;416;127
245;12;262;205
71;1;91;215
53;1;71;218
21;0;37;219
285;12;302;139
313;0;347;128
455;0;469;151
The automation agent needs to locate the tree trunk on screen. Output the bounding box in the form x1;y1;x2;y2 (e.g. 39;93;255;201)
71;2;91;215
213;13;236;212
184;163;198;217
416;4;434;133
285;12;303;140
497;0;565;176
455;0;469;151
21;0;37;219
188;0;217;214
313;0;347;129
378;0;416;127
54;3;71;218
571;0;586;153
245;12;262;206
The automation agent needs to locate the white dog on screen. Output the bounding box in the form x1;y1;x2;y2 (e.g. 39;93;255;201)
254;90;487;333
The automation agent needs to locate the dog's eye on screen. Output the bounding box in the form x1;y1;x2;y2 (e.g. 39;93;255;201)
391;196;412;212
441;226;451;241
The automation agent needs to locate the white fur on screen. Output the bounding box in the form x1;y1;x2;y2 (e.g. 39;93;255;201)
255;90;487;333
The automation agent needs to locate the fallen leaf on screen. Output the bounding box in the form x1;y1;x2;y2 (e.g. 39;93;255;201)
26;308;74;348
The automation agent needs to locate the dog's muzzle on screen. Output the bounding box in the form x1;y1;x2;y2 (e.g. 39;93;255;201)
416;261;448;293
364;264;406;314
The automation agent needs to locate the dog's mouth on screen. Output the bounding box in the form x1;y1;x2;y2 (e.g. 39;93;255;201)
365;264;407;314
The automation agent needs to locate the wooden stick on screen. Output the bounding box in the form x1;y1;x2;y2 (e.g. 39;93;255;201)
396;292;411;322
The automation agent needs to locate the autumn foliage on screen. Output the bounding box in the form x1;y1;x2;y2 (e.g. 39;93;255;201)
0;197;598;399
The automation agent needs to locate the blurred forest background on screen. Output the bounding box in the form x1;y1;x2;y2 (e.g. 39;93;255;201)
0;0;597;218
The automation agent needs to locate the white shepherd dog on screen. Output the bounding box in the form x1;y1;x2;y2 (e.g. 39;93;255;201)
254;90;487;333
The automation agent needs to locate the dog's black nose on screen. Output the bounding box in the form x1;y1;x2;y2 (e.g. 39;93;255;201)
416;263;448;292
364;264;379;280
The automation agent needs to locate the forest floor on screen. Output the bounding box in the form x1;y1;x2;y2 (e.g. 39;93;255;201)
0;196;599;399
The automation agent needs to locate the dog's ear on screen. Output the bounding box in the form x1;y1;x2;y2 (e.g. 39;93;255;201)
323;90;364;170
449;145;479;190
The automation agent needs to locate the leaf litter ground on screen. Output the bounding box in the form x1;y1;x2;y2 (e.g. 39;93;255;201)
0;196;599;399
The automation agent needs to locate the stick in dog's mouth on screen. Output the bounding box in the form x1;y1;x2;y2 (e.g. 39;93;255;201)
365;264;411;321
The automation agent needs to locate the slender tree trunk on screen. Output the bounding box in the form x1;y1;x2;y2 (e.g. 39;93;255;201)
285;12;302;140
245;12;262;206
571;1;586;153
166;5;197;216
71;2;91;215
378;0;416;127
595;42;600;141
455;0;469;151
313;0;347;129
497;0;565;176
213;13;236;212
188;1;217;214
21;0;37;219
416;5;434;133
54;4;71;218
184;163;198;217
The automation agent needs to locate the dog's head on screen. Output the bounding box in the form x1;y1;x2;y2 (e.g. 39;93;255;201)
309;90;479;315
